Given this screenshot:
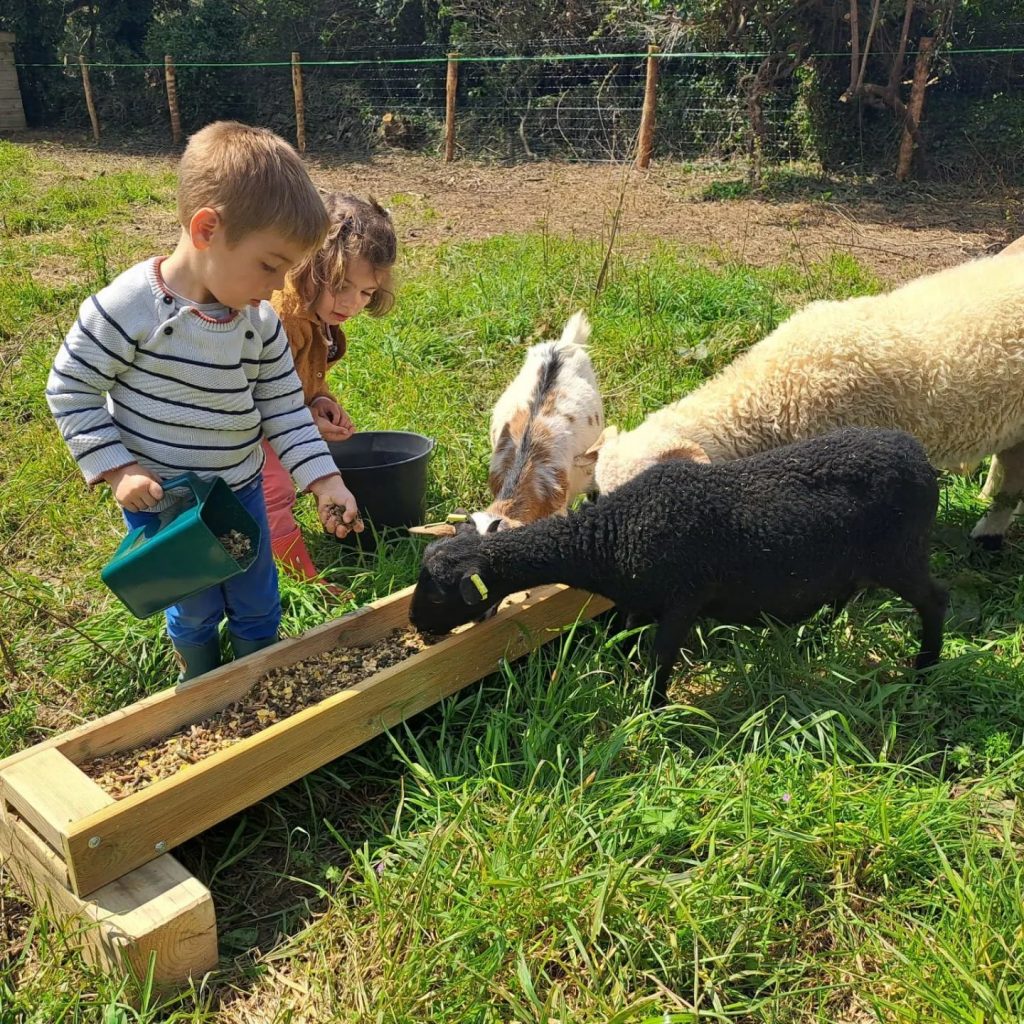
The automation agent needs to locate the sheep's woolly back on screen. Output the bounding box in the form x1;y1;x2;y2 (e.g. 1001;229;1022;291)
596;253;1024;492
484;312;603;526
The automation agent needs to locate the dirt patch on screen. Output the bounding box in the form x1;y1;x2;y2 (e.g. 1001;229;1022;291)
0;877;33;967
15;132;1021;284
312;154;1022;283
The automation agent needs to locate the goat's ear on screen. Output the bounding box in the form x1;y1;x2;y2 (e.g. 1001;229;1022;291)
660;440;710;465
409;522;458;538
485;517;502;534
458;572;489;606
579;425;616;461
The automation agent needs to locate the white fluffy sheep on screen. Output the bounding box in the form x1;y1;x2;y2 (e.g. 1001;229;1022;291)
594;252;1024;546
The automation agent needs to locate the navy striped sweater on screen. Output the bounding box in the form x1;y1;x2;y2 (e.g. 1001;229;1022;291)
46;257;339;513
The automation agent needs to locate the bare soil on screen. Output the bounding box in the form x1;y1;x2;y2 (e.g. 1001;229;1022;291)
16;131;1023;283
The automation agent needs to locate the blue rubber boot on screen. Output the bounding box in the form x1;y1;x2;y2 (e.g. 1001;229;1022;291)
171;637;222;683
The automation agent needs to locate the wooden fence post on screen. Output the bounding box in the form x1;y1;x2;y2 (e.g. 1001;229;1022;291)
164;55;182;146
291;51;305;154
636;44;659;169
896;36;934;182
444;52;459;162
78;55;100;143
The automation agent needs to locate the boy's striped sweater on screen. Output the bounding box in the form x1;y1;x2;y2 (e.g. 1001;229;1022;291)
46;257;339;513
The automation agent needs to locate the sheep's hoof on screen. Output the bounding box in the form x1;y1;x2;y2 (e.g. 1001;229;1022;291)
972;533;1005;552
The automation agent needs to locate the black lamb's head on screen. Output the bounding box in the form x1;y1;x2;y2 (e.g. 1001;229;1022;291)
409;531;498;634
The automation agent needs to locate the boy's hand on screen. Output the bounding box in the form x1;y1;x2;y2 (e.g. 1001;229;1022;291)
311;397;355;442
309;474;364;538
102;464;164;512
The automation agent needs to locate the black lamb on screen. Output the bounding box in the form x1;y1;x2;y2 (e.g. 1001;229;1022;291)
409;427;948;705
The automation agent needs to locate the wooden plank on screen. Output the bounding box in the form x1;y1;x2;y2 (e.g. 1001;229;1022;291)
0;748;113;852
0;815;217;992
66;586;611;895
0;585;415;775
0;811;70;888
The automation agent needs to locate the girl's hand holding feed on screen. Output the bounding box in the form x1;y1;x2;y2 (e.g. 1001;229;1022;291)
312;397;355;442
309;474;364;538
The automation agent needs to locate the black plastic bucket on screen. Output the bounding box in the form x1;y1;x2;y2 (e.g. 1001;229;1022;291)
326;431;435;536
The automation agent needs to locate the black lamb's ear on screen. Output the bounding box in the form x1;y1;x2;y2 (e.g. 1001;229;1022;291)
458;572;489;606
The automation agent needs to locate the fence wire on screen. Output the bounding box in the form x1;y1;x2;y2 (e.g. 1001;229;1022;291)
14;48;1024;175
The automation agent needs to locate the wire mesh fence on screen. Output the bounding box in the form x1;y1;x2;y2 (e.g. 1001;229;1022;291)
13;46;1024;177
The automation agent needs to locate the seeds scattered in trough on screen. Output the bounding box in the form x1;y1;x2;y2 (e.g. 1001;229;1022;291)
82;628;441;798
218;529;252;562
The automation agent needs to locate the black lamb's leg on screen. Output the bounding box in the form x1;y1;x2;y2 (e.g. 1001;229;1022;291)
885;566;948;670
912;577;948;669
651;605;697;707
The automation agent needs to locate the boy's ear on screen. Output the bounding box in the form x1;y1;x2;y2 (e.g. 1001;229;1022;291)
189;207;220;251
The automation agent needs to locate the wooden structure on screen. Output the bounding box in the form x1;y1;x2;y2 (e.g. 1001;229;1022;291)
164;55;182;146
636;45;659;169
0;32;26;131
444;53;459;162
0;583;609;991
79;56;100;143
291;52;306;154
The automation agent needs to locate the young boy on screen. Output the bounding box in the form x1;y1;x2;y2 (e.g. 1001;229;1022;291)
46;120;362;681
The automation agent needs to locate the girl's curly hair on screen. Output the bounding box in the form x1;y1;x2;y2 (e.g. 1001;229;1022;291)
289;193;397;316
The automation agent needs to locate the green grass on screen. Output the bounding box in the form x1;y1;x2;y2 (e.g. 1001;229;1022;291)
2;141;1023;1023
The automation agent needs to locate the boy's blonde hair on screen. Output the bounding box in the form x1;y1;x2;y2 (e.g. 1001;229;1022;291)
289;193;397;316
178;121;328;251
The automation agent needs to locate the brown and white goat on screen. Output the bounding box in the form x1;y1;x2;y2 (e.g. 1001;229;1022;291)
475;311;604;532
414;311;604;539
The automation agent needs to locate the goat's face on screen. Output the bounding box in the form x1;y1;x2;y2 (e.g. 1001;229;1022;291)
409;532;499;634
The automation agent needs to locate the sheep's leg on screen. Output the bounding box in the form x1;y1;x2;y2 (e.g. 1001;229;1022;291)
973;440;1024;548
604;606;650;636
651;607;696;707
887;572;948;669
821;585;858;625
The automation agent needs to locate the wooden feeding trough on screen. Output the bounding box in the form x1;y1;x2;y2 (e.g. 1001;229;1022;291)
0;584;610;991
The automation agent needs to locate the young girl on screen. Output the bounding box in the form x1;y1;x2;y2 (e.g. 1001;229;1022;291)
262;194;397;581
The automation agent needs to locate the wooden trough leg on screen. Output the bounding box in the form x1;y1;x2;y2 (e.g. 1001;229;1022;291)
0;751;217;991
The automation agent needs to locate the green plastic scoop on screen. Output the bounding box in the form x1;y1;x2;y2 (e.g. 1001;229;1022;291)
101;473;260;619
